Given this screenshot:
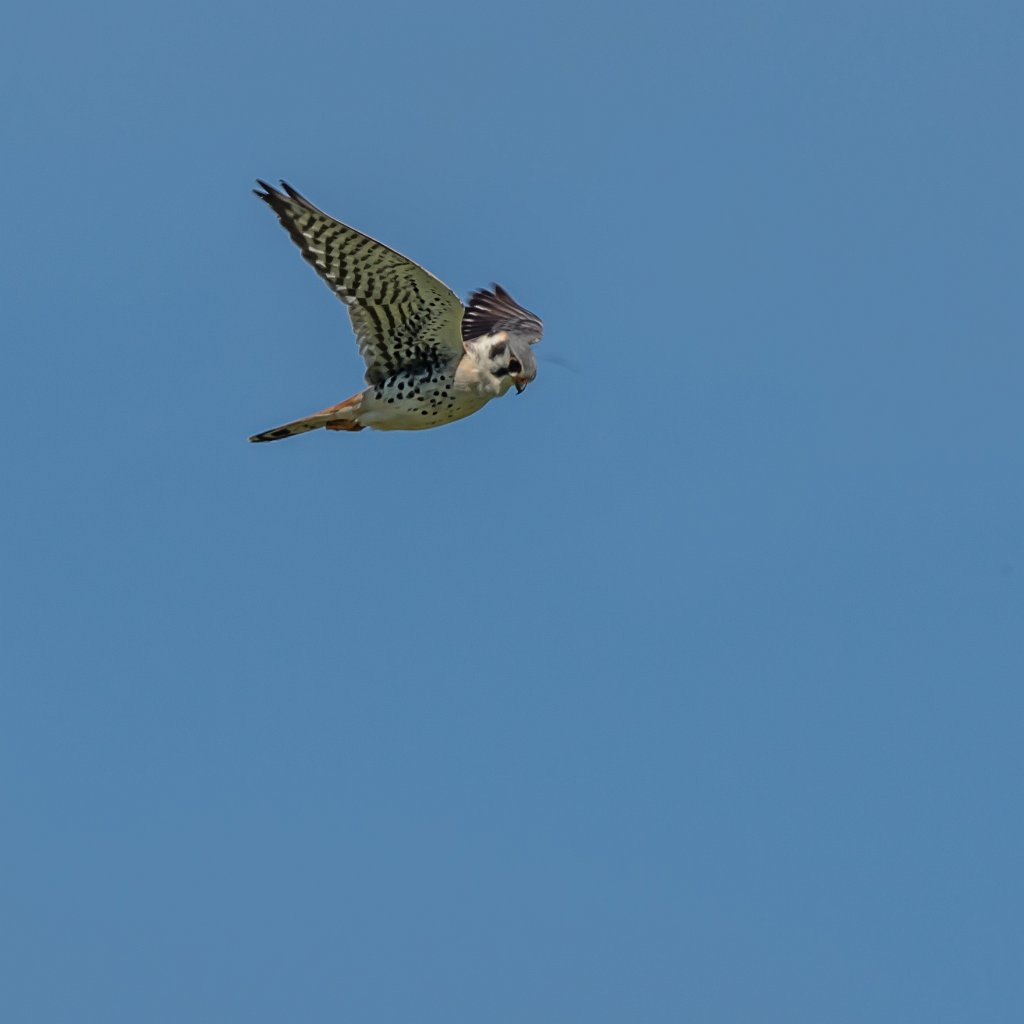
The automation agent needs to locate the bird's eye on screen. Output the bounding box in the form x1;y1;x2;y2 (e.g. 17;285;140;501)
507;358;522;374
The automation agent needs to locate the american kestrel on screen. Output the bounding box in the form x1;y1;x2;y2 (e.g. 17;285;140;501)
249;181;543;441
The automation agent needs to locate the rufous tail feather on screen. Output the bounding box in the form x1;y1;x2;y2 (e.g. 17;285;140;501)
249;393;364;442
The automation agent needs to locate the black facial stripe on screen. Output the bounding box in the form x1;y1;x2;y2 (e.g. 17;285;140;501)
493;367;510;378
489;341;507;358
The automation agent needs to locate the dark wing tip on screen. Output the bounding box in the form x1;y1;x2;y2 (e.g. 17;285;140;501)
252;179;318;214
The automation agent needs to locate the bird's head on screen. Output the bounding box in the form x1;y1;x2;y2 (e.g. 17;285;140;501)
479;333;538;395
462;285;542;396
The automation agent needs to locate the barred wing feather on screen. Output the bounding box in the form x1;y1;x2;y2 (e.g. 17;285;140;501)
254;181;465;386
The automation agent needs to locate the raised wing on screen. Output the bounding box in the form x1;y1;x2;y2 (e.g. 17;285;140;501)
255;181;466;385
462;284;543;346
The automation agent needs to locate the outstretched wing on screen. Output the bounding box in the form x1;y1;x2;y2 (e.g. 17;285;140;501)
462;284;543;346
255;181;466;385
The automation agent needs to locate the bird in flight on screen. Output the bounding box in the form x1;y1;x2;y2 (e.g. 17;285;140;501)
249;181;543;441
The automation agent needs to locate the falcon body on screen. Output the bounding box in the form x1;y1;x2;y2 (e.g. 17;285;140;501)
249;181;543;441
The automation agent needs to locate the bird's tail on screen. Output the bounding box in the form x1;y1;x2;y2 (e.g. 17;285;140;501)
249;392;364;442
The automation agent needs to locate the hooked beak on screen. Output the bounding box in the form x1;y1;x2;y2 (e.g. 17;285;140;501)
514;379;528;395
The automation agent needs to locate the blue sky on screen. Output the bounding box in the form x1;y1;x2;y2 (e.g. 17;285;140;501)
3;1;1022;1020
